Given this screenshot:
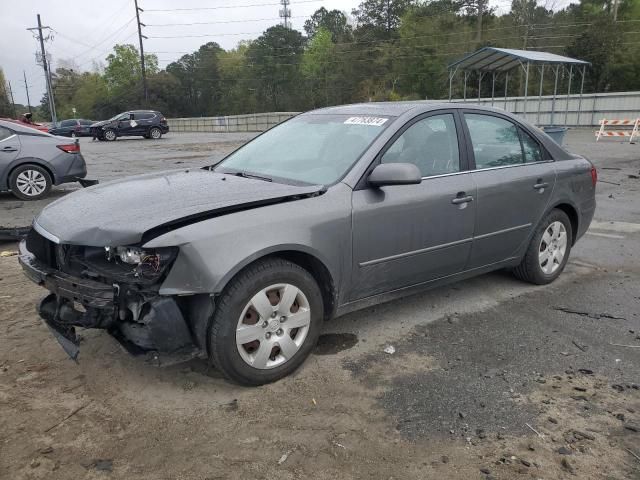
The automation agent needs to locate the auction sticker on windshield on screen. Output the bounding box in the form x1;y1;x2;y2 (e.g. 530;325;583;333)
344;116;389;126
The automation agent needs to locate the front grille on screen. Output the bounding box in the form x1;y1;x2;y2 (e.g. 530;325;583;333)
25;228;57;268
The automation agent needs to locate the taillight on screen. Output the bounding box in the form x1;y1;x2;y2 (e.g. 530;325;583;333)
160;117;167;125
590;166;598;186
57;143;80;153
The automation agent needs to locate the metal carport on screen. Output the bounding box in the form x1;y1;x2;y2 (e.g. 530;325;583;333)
448;47;590;125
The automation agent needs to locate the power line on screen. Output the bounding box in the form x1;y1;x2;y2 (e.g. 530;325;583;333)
145;0;322;12
147;16;308;27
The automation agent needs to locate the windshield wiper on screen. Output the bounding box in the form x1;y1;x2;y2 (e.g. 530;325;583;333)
234;171;273;182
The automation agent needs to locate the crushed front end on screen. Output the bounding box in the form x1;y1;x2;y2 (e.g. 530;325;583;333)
19;227;202;364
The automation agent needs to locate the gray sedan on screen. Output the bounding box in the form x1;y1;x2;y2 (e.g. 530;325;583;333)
19;102;596;385
0;120;88;200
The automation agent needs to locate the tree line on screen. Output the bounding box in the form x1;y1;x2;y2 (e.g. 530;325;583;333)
1;0;638;122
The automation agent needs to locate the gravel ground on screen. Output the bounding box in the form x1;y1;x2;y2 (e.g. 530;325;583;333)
0;129;639;479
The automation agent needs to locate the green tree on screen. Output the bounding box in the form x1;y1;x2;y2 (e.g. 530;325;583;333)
301;28;336;107
245;26;306;111
0;67;12;117
304;8;352;41
352;0;416;37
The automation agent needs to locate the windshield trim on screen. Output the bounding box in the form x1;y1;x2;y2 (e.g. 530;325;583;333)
212;113;397;188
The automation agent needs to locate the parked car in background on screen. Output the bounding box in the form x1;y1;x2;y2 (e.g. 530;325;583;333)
19;103;596;385
0;119;88;200
90;110;169;141
48;119;94;137
1;116;50;133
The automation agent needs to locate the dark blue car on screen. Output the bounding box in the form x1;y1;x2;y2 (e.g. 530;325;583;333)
48;119;94;138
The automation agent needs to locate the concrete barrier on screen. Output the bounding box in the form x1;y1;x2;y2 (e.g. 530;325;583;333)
168;112;299;133
168;91;640;131
449;91;640;127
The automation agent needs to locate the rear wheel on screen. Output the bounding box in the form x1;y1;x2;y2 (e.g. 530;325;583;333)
103;129;117;141
209;258;323;386
149;127;162;139
9;164;52;201
513;209;572;285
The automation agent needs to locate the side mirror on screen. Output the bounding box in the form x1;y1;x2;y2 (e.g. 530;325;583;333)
368;163;422;187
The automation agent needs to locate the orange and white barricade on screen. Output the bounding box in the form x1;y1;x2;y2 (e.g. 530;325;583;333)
595;118;639;143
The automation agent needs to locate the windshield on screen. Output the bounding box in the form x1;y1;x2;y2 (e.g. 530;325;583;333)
108;113;127;121
215;113;393;185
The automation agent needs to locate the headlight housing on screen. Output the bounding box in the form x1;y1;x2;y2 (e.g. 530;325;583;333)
76;246;179;285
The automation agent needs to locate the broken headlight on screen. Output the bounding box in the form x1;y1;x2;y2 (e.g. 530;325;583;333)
100;246;178;282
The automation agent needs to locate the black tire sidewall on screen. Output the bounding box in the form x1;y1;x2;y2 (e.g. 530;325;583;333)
209;259;324;386
526;209;573;284
9;164;52;201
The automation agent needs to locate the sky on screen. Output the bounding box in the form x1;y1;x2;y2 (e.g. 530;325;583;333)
0;0;573;108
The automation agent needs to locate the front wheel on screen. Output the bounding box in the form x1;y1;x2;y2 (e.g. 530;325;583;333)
513;209;572;285
209;258;324;386
103;129;117;141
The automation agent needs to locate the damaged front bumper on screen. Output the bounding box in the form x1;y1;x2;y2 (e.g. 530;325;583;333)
18;240;201;365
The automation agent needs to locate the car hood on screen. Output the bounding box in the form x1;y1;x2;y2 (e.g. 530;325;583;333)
34;169;323;246
89;120;112;128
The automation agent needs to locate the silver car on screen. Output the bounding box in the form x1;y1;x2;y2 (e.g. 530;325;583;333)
0;120;88;200
19;103;596;385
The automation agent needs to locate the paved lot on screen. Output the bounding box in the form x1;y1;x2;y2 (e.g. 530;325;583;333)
0;130;639;479
0;133;257;230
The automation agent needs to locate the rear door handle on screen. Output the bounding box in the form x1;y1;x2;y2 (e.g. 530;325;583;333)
451;195;474;205
1;146;18;152
534;182;549;190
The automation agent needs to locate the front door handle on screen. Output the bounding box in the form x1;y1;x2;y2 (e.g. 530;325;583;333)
1;146;17;152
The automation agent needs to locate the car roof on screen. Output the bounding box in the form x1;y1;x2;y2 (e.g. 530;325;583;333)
305;101;519;117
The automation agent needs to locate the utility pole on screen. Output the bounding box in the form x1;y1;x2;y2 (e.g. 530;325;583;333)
27;14;56;123
279;0;291;29
134;0;148;102
7;81;17;118
476;0;485;43
23;71;32;114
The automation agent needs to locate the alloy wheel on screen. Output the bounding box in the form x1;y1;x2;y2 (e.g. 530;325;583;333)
539;221;567;275
15;169;47;197
235;283;311;369
150;128;161;139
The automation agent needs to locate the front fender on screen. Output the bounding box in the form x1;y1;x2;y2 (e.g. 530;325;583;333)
144;184;353;298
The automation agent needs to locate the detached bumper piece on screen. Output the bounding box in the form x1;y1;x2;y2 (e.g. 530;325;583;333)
19;241;198;365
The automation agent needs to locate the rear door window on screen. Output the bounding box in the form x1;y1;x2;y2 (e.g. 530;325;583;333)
134;112;155;120
464;114;524;169
60;119;77;128
520;128;543;163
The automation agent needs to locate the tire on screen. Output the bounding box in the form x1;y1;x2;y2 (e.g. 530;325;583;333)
70;132;77;138
103;129;117;141
9;164;52;201
149;127;162;140
209;258;324;386
513;209;573;285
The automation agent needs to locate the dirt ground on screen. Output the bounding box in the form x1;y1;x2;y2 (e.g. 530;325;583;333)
1;130;639;479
